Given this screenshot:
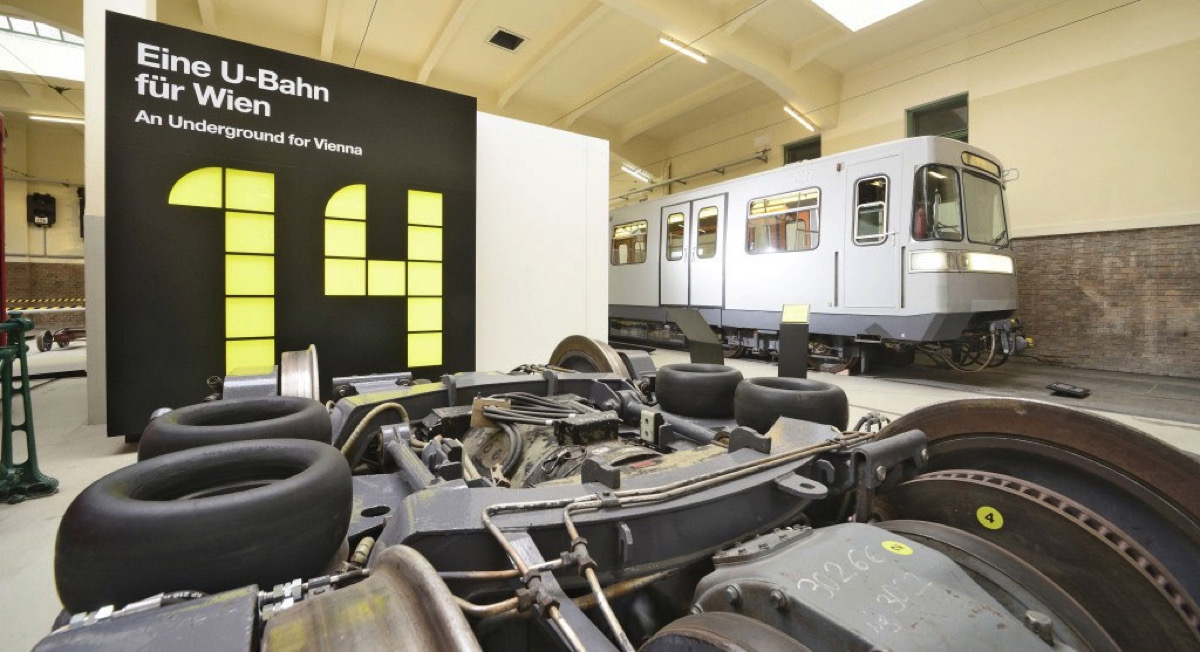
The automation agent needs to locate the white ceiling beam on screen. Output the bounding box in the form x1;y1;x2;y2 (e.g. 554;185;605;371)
557;50;675;128
418;0;479;85
17;79;39;98
497;2;608;109
197;0;216;29
597;0;842;128
320;0;342;61
788;25;848;70
723;0;774;35
618;72;752;143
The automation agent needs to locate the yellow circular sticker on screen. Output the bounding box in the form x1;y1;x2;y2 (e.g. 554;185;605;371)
882;540;914;556
977;506;1004;530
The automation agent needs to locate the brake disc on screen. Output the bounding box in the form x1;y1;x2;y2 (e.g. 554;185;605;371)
879;469;1200;649
877;398;1200;603
548;335;630;379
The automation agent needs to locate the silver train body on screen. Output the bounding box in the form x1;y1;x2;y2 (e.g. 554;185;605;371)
609;136;1019;366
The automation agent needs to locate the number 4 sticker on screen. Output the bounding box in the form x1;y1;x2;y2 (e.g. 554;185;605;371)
977;506;1004;530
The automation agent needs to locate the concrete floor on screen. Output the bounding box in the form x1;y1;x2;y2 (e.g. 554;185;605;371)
1;354;1198;650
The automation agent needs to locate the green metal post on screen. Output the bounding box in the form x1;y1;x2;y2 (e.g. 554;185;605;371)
0;315;58;503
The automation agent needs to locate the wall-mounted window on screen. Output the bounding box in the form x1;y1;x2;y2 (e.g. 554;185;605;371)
782;136;821;165
854;176;888;245
907;93;968;142
746;189;819;254
665;213;686;261
695;206;718;259
912;165;962;241
610;220;647;265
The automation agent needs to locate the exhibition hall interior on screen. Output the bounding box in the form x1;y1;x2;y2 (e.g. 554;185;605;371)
1;0;1198;649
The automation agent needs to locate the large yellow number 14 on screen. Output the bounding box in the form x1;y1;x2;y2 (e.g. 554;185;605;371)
169;167;443;373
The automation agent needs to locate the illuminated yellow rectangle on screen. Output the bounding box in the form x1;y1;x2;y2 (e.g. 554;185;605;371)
226;297;274;338
408;190;443;227
408;226;442;261
407;297;442;331
169;167;222;208
781;304;810;324
325;219;366;258
226;212;274;254
325;258;366;296
408;262;442;296
226;338;275;374
225;255;274;296
325;184;366;220
368;260;406;296
407;332;442;368
225;169;274;213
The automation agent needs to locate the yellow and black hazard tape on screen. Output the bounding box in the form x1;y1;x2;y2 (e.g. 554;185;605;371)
5;297;87;311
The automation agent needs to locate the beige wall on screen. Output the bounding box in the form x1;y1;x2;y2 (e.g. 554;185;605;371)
626;0;1200;237
2;116;85;262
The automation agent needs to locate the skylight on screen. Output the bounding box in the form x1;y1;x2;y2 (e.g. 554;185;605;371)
810;0;925;32
0;14;84;82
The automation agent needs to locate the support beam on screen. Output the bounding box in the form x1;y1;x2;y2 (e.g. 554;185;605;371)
597;0;842;129
320;0;342;61
557;50;674;128
497;2;608;109
618;72;752;143
723;0;774;35
197;0;215;29
417;0;478;85
788;26;847;70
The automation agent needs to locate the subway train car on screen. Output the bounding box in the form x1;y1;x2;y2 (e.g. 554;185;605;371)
609;136;1024;372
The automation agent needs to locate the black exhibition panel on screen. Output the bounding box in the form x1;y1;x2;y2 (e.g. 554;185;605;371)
104;12;477;436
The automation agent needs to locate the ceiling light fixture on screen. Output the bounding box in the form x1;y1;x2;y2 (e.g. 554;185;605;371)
658;36;707;64
621;164;652;183
783;105;815;132
810;0;925;32
30;115;84;125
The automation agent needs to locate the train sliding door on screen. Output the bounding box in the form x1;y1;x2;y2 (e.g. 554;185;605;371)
658;195;726;308
843;157;901;309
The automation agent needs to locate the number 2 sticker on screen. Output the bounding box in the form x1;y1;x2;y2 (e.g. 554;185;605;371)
977;506;1004;530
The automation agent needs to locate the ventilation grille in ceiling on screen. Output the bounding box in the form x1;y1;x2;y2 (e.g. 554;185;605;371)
487;28;526;52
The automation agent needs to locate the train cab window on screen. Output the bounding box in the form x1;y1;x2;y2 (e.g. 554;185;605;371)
610;220;647;265
854;177;888;245
746;189;819;254
912;165;962;241
665;213;686;261
696;206;718;259
963;171;1009;246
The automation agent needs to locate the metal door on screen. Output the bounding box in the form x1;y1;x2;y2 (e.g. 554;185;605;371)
659;202;690;305
688;197;724;307
843;156;902;308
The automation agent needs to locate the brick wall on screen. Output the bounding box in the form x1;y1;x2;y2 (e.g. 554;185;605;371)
1011;225;1200;378
3;261;86;332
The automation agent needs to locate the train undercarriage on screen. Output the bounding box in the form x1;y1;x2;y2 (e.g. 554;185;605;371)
36;337;1195;651
610;316;1028;374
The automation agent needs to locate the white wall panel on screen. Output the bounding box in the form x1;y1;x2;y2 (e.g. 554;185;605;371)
476;112;609;371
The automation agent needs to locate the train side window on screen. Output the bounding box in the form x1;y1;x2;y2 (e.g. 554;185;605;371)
854;176;888;245
745;189;819;254
665;213;686;261
610;220;647;266
696;206;718;259
912;165;962;241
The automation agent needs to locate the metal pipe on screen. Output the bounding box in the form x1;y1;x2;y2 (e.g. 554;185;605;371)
438;558;563;581
454;595;520;618
548;605;586;652
584;566;634;652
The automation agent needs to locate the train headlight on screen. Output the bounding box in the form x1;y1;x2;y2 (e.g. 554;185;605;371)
959;252;1014;274
910;251;958;272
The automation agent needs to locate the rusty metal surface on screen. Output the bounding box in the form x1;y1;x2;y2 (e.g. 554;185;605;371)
549;335;631;379
877;397;1200;603
262;545;481;652
881;470;1200;649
